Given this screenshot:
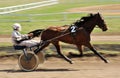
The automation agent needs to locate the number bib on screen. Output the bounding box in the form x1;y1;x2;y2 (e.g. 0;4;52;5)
70;25;77;33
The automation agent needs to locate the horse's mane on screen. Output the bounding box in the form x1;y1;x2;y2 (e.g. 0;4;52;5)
73;13;94;27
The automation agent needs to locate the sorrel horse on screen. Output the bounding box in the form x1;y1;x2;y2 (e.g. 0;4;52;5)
34;13;108;64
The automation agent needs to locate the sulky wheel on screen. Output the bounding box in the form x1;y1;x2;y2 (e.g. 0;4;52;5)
18;52;39;72
37;52;45;64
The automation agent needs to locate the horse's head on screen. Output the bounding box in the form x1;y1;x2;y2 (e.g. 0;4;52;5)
95;13;108;31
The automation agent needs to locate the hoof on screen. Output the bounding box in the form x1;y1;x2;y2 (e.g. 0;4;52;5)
69;61;74;64
104;60;109;63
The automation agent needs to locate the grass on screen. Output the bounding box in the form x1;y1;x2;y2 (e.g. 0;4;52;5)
13;0;120;14
0;0;120;35
0;0;119;35
0;0;43;7
0;14;120;35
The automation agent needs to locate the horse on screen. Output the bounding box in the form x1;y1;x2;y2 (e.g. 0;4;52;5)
34;13;108;64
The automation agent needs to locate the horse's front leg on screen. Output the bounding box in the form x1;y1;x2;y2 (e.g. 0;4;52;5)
52;42;73;64
86;42;108;63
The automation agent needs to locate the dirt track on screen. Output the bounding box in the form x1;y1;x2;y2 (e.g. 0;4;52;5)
0;56;120;78
68;4;120;15
0;35;119;78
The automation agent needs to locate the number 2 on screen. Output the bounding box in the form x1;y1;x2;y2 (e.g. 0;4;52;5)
70;26;76;33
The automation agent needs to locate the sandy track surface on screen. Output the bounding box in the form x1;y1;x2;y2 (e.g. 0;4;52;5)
0;56;120;78
68;4;120;15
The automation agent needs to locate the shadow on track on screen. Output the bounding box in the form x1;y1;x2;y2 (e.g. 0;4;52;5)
0;68;78;73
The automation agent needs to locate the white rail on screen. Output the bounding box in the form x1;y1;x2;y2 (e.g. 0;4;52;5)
0;0;58;14
1;12;120;22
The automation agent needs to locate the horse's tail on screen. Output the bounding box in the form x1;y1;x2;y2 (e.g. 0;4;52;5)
28;29;44;38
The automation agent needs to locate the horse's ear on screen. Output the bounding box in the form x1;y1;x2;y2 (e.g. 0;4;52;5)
97;12;100;15
89;13;93;16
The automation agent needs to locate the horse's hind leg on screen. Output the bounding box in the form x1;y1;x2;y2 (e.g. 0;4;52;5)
85;42;108;63
34;41;50;54
52;42;73;64
76;45;84;56
69;45;83;57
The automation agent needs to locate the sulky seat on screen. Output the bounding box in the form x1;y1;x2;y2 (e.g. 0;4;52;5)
14;45;27;50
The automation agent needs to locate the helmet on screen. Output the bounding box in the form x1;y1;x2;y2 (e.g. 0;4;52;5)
13;23;21;31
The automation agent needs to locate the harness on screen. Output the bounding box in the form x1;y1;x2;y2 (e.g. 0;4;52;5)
34;25;83;54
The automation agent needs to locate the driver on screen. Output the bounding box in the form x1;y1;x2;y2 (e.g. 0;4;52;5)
11;23;39;47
